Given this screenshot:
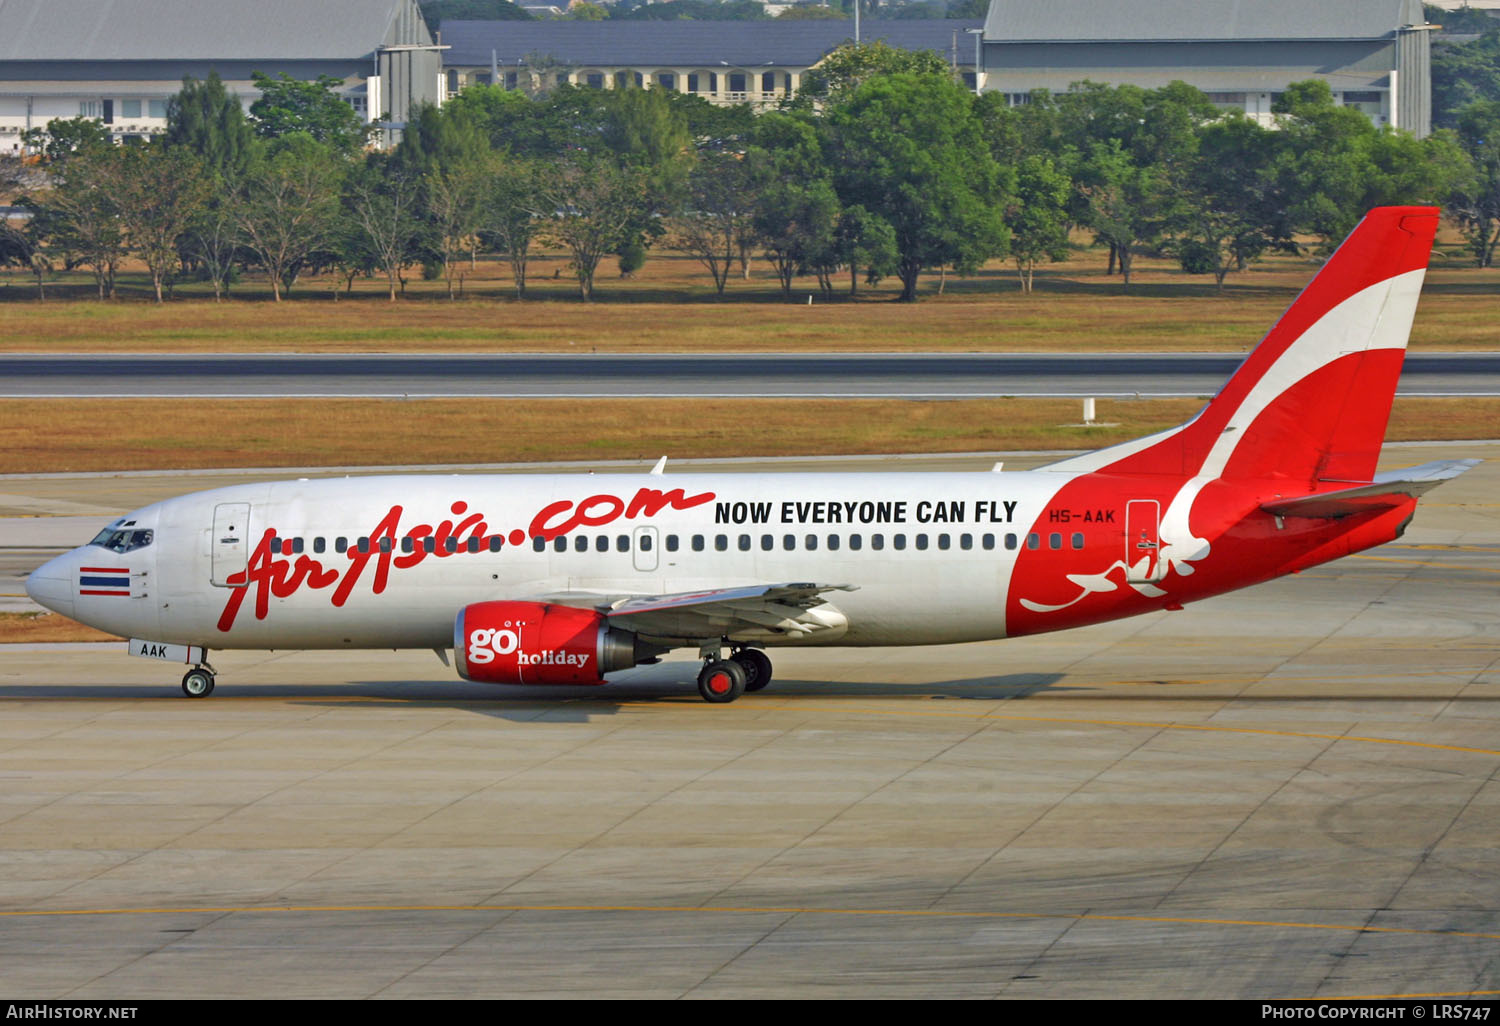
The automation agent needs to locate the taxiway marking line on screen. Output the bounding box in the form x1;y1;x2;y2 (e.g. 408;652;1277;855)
1;902;1497;949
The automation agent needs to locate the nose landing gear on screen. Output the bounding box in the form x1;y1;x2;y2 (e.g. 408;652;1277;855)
181;663;216;698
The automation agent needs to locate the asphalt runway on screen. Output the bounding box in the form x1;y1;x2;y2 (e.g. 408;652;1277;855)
2;446;1499;998
6;352;1500;397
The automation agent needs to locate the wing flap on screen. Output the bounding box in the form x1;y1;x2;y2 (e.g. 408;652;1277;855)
606;582;856;640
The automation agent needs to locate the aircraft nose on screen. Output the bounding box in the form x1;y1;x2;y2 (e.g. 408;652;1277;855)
25;553;75;619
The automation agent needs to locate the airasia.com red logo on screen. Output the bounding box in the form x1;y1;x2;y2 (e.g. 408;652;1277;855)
217;486;713;632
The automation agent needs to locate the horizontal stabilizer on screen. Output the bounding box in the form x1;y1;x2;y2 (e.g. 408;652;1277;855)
1261;459;1480;518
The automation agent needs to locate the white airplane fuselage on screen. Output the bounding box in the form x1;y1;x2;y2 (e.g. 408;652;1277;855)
33;470;1099;650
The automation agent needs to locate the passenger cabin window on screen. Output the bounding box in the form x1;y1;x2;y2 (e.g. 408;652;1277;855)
336;537;348;554
313;537;326;554
692;535;705;552
666;535;679;552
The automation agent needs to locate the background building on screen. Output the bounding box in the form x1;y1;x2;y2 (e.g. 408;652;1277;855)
980;0;1434;136
439;20;984;105
0;0;445;150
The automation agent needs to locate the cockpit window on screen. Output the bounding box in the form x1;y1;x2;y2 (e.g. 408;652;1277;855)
89;528;154;554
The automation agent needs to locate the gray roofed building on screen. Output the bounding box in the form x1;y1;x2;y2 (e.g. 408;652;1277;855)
439;20;983;104
0;0;445;149
980;0;1433;136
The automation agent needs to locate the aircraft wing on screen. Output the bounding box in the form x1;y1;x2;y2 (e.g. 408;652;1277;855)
1261;459;1480;518
526;582;857;642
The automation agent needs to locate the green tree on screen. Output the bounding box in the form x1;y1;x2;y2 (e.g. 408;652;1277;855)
114;145;214;302
1432;27;1500;127
1269;80;1381;248
21;116;112;164
792;40;951;107
344;155;429;301
249;73;370;154
165;71;256;180
747;112;840;297
776;4;847;17
1450;100;1500;266
612;0;768;18
1170;115;1289;290
484;154;540;298
530;156;650;301
1007;153;1072;294
419;0;531;28
27;144;128;298
441;83;545;152
670;150;759;295
822;203;897;297
427;153;492;297
566;1;608;17
394;102;488;177
824;71;1009;301
234;135;346;299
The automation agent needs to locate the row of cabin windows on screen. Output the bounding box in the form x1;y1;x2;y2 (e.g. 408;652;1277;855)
268;531;1088;557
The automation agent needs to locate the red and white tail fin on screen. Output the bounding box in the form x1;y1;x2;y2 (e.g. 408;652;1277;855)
1047;206;1440;485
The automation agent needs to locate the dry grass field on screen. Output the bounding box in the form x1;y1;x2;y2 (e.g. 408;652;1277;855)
1;395;1495;474
0;612;120;644
1;236;1496;353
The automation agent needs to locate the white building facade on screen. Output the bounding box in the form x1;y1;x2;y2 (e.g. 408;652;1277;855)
979;0;1433;137
0;0;445;151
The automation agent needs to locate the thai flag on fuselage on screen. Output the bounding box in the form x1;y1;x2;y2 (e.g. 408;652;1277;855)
79;567;132;597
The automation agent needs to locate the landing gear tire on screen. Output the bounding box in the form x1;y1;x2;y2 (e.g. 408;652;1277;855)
697;659;746;704
181;668;215;698
732;649;773;693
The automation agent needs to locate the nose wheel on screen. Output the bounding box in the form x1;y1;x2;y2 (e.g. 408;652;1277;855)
181;666;216;698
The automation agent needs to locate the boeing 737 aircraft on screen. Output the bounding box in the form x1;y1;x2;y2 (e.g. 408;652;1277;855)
25;206;1476;702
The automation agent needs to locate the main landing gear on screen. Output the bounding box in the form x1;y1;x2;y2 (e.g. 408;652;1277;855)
696;647;774;704
181;662;216;698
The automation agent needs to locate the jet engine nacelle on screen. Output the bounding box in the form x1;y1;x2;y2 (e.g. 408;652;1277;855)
454;601;641;685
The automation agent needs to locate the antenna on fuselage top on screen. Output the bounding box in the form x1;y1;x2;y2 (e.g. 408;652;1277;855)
650;456;667;476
